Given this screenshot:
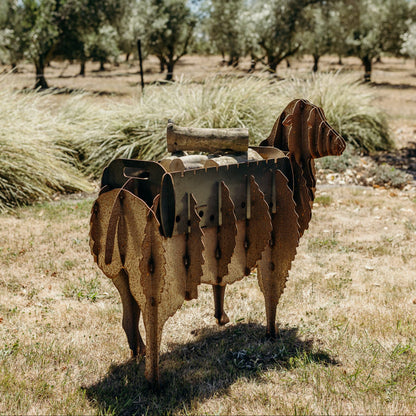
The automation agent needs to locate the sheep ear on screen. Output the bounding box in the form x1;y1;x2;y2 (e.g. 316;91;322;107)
282;114;294;127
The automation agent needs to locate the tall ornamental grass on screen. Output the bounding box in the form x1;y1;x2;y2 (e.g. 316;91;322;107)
73;75;283;177
73;73;393;177
0;86;93;212
278;72;393;152
0;72;393;210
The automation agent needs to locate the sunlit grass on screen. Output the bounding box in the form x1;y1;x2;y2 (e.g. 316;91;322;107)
0;186;415;414
0;86;93;212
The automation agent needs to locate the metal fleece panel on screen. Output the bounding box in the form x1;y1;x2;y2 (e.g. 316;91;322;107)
160;156;292;236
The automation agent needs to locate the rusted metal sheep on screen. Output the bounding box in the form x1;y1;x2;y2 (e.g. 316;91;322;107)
89;99;346;386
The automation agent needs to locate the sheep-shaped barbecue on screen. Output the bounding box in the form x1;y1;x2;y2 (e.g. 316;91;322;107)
90;99;346;385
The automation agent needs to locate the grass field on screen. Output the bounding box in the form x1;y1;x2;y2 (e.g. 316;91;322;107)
0;55;416;415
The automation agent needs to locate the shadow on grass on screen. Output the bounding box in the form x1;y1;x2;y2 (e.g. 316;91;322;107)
370;81;416;90
370;143;416;181
84;323;338;415
19;86;130;97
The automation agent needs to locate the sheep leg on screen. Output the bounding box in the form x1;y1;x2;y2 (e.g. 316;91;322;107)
257;170;300;339
213;284;230;325
257;250;279;338
142;307;164;388
112;270;146;357
264;295;278;338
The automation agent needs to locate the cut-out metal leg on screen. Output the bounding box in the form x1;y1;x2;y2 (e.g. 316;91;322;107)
213;284;230;325
257;170;300;339
113;270;146;357
257;248;279;338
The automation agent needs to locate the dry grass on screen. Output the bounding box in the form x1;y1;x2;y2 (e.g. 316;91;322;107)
0;185;415;415
1;55;416;415
0;85;93;211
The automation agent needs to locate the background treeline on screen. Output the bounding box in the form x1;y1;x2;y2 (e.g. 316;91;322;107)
1;0;416;88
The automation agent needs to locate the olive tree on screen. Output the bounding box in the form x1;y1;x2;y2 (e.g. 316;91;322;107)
203;0;246;66
301;3;340;72
143;0;196;80
22;0;61;89
0;1;28;69
341;0;410;82
249;0;325;73
401;23;416;68
84;25;121;71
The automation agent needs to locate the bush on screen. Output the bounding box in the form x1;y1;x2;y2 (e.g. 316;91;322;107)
0;86;92;212
74;75;285;177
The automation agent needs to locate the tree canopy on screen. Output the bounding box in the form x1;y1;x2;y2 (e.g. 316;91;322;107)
0;0;415;86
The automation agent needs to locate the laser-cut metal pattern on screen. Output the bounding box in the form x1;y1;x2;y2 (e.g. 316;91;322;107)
90;99;346;386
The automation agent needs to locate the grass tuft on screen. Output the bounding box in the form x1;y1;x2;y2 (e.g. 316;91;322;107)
278;72;394;153
0;87;93;212
67;73;394;177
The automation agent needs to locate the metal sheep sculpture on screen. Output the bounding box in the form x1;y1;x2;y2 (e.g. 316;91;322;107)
89;99;346;386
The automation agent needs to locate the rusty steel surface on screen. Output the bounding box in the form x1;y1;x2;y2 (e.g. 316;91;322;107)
89;99;346;386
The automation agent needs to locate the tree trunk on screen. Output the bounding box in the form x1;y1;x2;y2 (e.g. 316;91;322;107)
248;57;257;73
227;54;239;67
99;60;105;71
34;58;48;90
165;60;174;81
79;61;86;76
158;56;165;73
312;54;320;72
362;55;372;83
338;55;343;65
267;60;279;73
286;59;291;68
125;52;130;63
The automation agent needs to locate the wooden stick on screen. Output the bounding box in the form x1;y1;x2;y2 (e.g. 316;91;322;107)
167;121;249;153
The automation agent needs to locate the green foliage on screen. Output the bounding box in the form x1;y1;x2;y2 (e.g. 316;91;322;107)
367;164;411;189
22;0;61;88
203;0;246;66
71;73;393;177
0;1;27;67
112;0;148;60
0;72;395;210
401;23;416;60
338;0;410;80
84;25;120;69
62;276;103;302
308;237;339;251
143;0;196;80
248;0;322;72
314;195;333;206
301;3;338;71
317;145;360;173
75;75;282;176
